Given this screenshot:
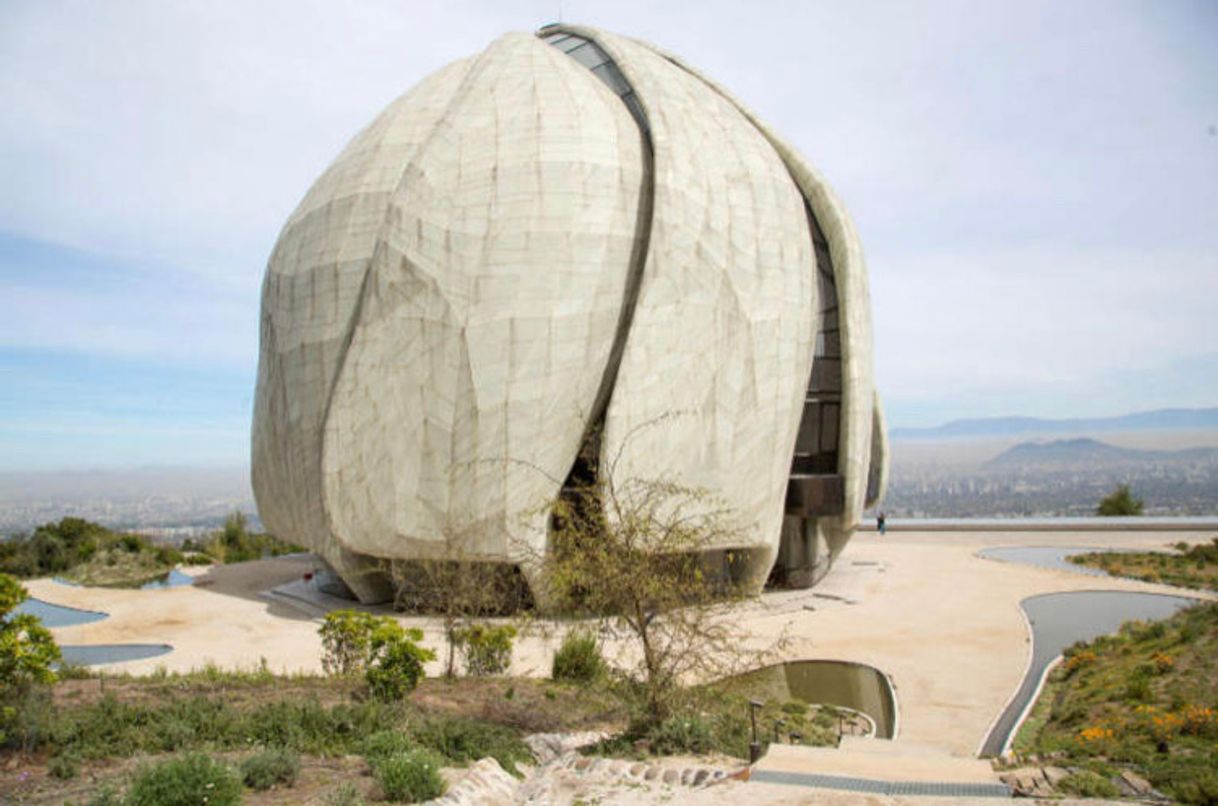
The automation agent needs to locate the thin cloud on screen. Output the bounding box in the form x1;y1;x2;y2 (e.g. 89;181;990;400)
0;0;1215;466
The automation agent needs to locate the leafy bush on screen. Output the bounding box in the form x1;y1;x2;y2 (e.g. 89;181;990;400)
1124;670;1153;702
1057;769;1119;798
180;512;301;564
1;573;61;687
0;519;186;586
780;699;808;716
453;623;516;676
240;747;300;790
366;621;434;700
0;518;106;577
362;729;415;762
126;753;242;806
551;629;604;683
320;610;435;698
1172;768;1218;806
1;573;60;747
372;748;446;803
644;713;714;755
325;782;367;806
1096;484;1143;516
412;714;533;774
320;611;378;676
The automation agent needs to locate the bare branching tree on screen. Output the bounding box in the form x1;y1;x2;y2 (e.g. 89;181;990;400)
528;417;785;724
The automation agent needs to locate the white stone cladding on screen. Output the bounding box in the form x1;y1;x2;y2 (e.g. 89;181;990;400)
579;29;816;584
251;25;885;601
632;35;888;561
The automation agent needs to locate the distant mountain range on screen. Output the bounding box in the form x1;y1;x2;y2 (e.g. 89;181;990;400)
986;438;1218;468
892;407;1218;439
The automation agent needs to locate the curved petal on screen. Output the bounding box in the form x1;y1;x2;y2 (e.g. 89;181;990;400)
252;56;475;595
580;29;817;579
320;33;646;561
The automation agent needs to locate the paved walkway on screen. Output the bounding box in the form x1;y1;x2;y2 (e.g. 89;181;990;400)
750;741;1009;798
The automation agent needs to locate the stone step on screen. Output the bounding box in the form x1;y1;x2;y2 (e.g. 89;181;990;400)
835;736;973;758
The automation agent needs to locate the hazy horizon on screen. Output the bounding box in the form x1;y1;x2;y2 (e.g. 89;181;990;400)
2;0;1216;471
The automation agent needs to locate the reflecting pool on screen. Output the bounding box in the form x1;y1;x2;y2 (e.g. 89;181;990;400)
140;568;195;589
726;659;898;739
60;644;173;666
978;545;1139;576
980;590;1197;756
14;598;107;628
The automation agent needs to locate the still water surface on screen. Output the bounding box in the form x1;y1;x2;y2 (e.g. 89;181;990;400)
727;659;898;739
980;590;1197;756
16;597;175;666
978;545;1137;576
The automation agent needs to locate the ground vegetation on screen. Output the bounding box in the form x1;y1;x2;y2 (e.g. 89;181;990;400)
1013;602;1218;804
1071;537;1218;591
1;514;303;588
0;518;182;587
181;512;304;564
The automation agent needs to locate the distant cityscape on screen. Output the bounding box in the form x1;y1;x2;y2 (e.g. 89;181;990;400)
0;466;259;539
2;409;1216;537
883;444;1218;518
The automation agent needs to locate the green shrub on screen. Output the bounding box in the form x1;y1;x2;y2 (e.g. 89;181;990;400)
1096;484;1143;516
551;629;604;683
780;699;808;716
319;610;379;676
645;713;714;755
126;753;242;806
1172;768;1218;806
1057;769;1119;798
325;782;367;806
413;714;533;774
1124;671;1153;702
1;574;61;688
453;623;516;676
240;747;300;790
320;610;435;698
1;573;60;748
372;748;446;803
48;750;80;779
362;729;414;762
181;513;303;564
365;621;434;700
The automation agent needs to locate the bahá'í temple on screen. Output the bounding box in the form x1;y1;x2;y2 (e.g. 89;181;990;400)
251;24;887;604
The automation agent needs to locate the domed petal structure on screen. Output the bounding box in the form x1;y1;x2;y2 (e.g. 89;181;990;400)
252;25;887;603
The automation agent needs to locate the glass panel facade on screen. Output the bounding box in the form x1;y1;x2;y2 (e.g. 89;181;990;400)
541;32;650;136
790;206;841;485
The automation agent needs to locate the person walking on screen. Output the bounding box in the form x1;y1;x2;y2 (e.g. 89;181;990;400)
877;511;887;536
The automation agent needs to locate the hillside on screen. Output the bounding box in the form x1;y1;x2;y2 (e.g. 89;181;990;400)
893;407;1218;440
986;438;1218;469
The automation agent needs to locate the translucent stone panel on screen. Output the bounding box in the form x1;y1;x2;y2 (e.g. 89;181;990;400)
320;34;646;561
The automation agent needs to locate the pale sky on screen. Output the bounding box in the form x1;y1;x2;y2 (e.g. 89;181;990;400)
1;0;1215;470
